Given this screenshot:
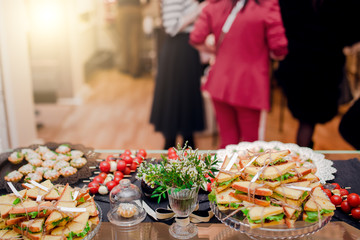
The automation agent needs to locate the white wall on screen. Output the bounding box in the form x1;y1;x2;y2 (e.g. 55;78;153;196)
0;0;38;148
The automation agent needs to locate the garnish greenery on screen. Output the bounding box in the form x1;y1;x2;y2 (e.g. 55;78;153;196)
52;216;70;227
136;143;219;203
12;198;21;205
208;190;217;203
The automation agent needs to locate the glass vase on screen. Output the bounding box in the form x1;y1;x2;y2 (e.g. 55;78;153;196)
167;187;199;239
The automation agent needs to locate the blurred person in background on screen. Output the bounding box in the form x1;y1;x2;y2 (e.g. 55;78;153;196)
190;0;288;149
117;0;142;77
275;0;360;148
150;0;207;149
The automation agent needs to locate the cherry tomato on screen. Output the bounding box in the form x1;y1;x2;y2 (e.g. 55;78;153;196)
113;176;123;184
114;171;124;178
323;189;332;199
137;149;147;158
206;182;212;192
98;172;107;179
123;155;133;165
133;156;143;165
123;149;132;156
347;193;360;208
93;176;104;184
330;195;342;205
168;147;176;155
123;167;131;175
331;183;341;190
120;153;128;159
351;207;360;220
106;181;117;191
320;185;325;190
99;161;111;173
168;153;178;160
117;160;126;172
106;154;117;162
341;200;352;213
88;181;100;194
339;188;349;196
130;161;138;170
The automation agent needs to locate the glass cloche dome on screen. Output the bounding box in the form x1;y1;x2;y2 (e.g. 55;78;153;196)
107;179;146;226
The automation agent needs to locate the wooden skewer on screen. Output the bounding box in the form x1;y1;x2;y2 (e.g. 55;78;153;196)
89;166;97;169
94;171;100;174
345;187;351;189
96;159;103;162
83;180;91;183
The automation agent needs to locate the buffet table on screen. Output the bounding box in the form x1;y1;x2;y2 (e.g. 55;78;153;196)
89;150;360;240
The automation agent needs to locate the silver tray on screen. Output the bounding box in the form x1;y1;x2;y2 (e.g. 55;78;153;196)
84;201;102;240
210;202;331;239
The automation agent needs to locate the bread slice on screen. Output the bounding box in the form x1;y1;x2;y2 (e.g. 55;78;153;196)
0;190;27;218
248;205;284;221
0;229;21;239
13;227;42;240
51;212;90;237
300;173;320;182
231;181;273;196
89;216;100;225
274;181;310;200
5;216;26;226
9;199;51;216
21;218;45;233
42;236;66;240
249;219;285;229
230;192;270;207
244;162;296;180
26;180;60;201
304;196;336;212
289;167;312;178
216;156;241;183
285;218;296;228
76;198;98;217
253;150;290;166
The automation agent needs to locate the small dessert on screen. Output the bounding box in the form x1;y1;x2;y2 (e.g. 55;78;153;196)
8;151;24;164
56;144;71;154
44;169;61;181
21;148;36;156
54;160;70;171
70;157;87;168
35;146;51;156
60;166;77;177
117;203;138;218
24;151;41;161
35;167;50;176
56;153;71;162
70;150;84;159
25;173;42;183
42;151;58;161
4;170;23;182
18;164;35;175
42;160;56;168
28;158;43;167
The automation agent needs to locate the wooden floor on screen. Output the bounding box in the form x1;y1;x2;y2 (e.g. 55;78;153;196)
36;69;355;150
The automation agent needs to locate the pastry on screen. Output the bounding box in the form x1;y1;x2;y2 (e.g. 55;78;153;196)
35;146;51;156
25;173;43;183
24;151;41;161
56;144;71;154
70;157;87;168
8;151;24;164
44;169;61;181
35;167;50;176
42;151;58;161
42;160;56;168
117;203;138;218
70;150;84;159
54;160;70;171
60;166;77;177
4;170;23;182
18;164;35;175
28;158;43;167
56;153;71;162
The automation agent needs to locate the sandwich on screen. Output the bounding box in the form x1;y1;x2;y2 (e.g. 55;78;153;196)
215;156;242;193
13;218;45;240
244;162;297;188
230;181;273;207
45;184;76;231
7;200;51;226
0;229;21;239
303;187;335;223
214;188;243;211
241;202;285;229
76;198;98;217
252;150;290;166
0;190;27;218
24;180;60;201
51;212;91;239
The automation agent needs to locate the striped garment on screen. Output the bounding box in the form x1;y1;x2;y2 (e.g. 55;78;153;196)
161;0;199;36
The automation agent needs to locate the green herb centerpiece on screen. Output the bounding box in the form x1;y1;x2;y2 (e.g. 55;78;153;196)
136;145;218;239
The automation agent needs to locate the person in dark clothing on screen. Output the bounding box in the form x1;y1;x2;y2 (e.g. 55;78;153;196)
150;0;207;149
275;0;360;148
339;98;360;149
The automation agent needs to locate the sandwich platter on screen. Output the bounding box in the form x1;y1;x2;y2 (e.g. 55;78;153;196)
211;141;336;239
216;141;337;183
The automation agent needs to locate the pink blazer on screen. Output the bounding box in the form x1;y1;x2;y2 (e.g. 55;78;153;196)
190;0;288;110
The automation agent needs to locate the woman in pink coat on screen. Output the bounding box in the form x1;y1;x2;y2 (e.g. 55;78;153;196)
190;0;288;148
